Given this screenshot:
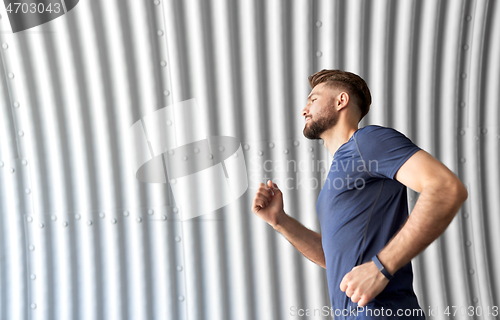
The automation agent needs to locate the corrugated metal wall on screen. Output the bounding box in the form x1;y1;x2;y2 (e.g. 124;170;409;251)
0;0;498;319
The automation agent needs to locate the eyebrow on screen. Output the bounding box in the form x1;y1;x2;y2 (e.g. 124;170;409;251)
307;93;318;101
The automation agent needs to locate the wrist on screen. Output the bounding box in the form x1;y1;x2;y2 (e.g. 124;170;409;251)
272;210;288;231
376;251;399;275
372;255;393;281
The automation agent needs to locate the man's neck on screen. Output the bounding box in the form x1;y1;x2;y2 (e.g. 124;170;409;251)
321;122;359;157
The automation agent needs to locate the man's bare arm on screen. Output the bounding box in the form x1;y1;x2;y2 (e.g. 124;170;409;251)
378;149;468;273
252;180;326;269
274;212;325;268
340;150;467;307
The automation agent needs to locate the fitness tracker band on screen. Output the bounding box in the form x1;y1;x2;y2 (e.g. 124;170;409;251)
372;254;393;281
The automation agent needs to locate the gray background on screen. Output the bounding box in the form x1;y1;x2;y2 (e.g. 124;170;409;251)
0;0;499;319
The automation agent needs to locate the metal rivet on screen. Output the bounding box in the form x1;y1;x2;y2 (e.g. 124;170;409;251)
469;269;475;274
123;210;129;217
294;140;299;147
258;151;263;156
461;73;467;79
319;140;324;145
466;15;472;21
50;215;57;221
268;142;274;149
460;102;466;108
309;147;314;152
463;212;469;219
166;120;172;126
8;72;14;79
183;156;188;161
27;216;33;222
243;144;250;150
157;30;164;36
283;149;289;154
316;51;322;57
475;136;479;141
316;21;322;27
99;212;105;218
460;129;466;135
31;303;36;309
154;0;160;5
111;218;117;224
30;274;36;280
75;214;81;220
10;167;15;173
482;128;487;134
171;179;176;184
473;298;478;303
177;265;183;271
29;245;35;251
2;43;8;49
175;236;181;242
22;159;28;165
219;146;225;152
460;157;466;163
136;217;142;223
164;90;170;96
62;221;68;227
466;241;471;246
148;209;154;215
18;130;24;137
162;215;167;220
178;295;185;301
208;154;213;159
168;149;174;155
463;44;469;51
87;220;92;226
160;61;167;67
25;188;31;194
173;207;178;213
194;147;199;153
13;102;20;108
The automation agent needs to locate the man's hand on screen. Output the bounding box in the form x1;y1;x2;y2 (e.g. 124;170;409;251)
251;180;286;228
340;261;389;307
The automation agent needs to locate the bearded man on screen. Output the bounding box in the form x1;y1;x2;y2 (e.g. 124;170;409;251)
251;69;467;319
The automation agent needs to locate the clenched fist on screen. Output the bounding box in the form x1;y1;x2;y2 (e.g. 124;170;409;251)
251;180;285;228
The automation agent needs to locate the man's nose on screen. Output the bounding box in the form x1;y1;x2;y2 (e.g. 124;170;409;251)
302;106;308;117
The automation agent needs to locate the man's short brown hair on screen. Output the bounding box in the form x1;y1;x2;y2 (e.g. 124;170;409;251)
308;69;372;121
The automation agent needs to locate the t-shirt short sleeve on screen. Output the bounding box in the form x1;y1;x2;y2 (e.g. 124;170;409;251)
354;126;421;179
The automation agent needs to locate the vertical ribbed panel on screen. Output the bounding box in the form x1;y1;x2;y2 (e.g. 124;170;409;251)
0;0;499;320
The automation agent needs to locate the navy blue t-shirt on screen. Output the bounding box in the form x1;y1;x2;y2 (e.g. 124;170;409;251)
316;125;425;319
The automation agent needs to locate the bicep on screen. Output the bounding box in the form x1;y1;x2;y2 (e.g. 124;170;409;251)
394;150;460;193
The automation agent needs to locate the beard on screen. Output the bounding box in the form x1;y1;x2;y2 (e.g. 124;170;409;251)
303;110;339;139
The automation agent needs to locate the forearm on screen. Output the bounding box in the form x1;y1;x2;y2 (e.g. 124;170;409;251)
378;181;467;274
273;211;326;269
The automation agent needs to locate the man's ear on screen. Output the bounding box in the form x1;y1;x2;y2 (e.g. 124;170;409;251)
337;91;350;111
